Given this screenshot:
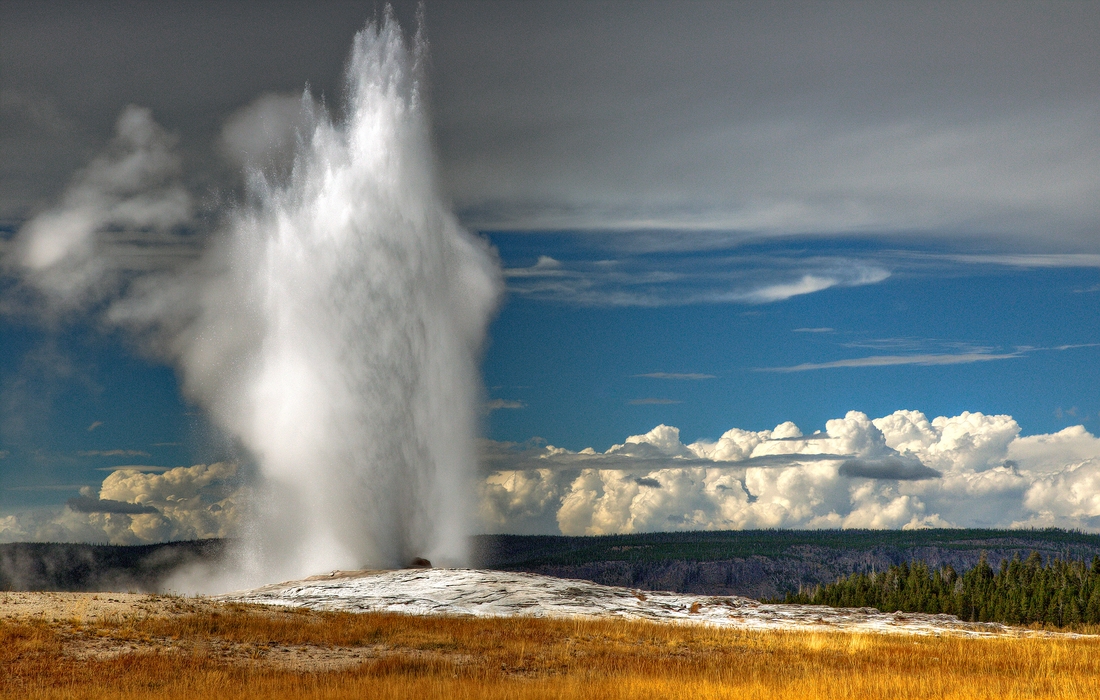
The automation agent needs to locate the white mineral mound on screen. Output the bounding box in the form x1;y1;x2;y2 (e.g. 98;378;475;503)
219;568;1034;638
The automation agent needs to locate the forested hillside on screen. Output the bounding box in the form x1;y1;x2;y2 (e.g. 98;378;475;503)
783;553;1100;626
0;540;227;592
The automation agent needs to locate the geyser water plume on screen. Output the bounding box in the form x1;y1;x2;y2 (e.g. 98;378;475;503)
168;15;500;584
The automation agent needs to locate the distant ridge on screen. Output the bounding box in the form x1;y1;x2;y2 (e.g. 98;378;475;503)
473;528;1100;599
5;529;1100;596
0;539;228;592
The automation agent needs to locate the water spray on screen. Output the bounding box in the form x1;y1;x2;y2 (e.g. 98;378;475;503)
176;13;500;585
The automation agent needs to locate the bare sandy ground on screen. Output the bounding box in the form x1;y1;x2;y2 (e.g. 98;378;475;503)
0;591;397;671
1;590;218;623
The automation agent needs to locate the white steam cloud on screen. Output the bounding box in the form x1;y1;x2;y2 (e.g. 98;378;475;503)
8;105;195;309
6;15;502;587
480;411;1100;535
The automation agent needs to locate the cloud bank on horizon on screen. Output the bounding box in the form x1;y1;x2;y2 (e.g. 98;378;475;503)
0;463;242;545
479;410;1100;536
5;408;1100;545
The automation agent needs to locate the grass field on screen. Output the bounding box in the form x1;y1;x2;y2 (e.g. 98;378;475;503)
3;596;1099;699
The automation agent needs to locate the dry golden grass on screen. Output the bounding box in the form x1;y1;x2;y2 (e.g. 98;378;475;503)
2;596;1098;699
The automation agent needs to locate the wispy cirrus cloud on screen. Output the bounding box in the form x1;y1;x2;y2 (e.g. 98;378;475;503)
634;372;715;380
4;483;87;491
94;465;174;472
729;270;889;304
758;343;1099;373
501;252;891;307
495;236;1100;309
759;352;1022;373
939;254;1100;269
486;398;525;411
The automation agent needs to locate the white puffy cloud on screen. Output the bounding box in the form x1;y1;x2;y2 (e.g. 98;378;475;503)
0;463;244;545
618;424;694;458
1008;425;1100;470
479;410;1100;536
479;468;571;535
1018;458;1100;529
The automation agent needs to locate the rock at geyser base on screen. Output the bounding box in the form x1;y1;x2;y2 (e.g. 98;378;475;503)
218;568;1044;638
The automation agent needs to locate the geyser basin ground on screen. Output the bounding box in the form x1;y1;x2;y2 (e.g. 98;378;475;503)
218;567;1053;638
7;589;1099;700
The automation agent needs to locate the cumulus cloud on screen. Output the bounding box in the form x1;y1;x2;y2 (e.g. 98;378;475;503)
1019;460;1100;530
0;463;244;545
478;410;1100;536
478;468;574;535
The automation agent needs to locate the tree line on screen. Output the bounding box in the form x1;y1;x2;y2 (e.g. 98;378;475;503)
782;552;1100;626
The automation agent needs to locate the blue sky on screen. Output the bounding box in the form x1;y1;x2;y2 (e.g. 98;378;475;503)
2;1;1099;541
483;235;1100;451
5;238;1096;516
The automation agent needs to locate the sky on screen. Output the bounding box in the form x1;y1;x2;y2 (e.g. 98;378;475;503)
2;1;1099;542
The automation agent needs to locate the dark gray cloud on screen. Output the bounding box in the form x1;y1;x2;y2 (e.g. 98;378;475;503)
838;457;942;481
2;1;1097;250
428;1;1100;246
479;437;850;475
66;495;159;514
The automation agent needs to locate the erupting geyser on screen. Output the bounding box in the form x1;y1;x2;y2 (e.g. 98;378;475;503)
173;15;501;585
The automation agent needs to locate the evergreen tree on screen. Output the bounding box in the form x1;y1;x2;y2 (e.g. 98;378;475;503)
784;550;1100;628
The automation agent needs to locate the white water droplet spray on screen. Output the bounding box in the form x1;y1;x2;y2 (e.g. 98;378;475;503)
172;13;501;587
